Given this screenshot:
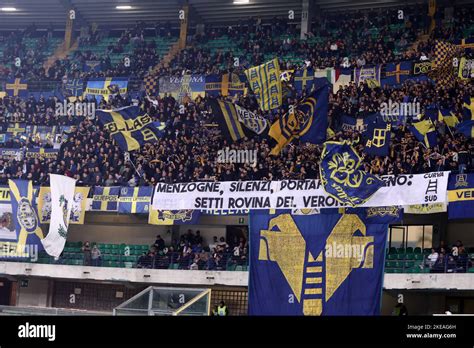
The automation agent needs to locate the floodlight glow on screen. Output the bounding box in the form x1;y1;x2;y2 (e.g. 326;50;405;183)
1;7;17;12
116;5;132;10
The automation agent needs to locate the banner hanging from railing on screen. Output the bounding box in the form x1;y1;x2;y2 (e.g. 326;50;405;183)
152;172;450;210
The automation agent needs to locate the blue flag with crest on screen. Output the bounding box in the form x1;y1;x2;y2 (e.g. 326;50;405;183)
249;210;388;315
320;141;384;206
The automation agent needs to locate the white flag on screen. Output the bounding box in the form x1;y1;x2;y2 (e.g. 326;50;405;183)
41;174;76;258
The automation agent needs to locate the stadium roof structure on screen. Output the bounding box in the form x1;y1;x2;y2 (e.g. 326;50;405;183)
0;0;472;29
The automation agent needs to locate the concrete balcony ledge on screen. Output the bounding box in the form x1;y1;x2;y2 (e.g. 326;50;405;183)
383;273;474;290
2;262;474;290
0;262;248;287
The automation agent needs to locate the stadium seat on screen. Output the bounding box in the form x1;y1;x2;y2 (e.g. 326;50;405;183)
414;247;422;254
404;261;415;269
405;254;415;260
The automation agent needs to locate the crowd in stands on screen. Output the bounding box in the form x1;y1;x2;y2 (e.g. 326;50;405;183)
134;230;248;270
0;4;472;187
426;240;472;273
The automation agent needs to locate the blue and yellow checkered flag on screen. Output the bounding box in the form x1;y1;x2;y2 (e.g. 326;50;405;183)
320;141;384;207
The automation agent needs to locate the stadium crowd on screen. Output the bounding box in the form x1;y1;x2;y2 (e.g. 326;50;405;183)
0;4;472;188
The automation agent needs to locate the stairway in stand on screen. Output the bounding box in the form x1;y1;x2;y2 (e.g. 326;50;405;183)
43;40;78;73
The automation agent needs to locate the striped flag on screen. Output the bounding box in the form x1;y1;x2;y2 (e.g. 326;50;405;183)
245;58;282;111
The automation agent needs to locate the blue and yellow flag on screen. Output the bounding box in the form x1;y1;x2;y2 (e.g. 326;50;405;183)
364;118;391;156
25;148;59;159
8;180;44;254
205;73;246;97
148;209;201;225
381;62;412;86
353;65;381;88
245;58;282;111
409;119;437;148
118;186;152;214
5;78;28;97
65;79;84;97
438;109;459;128
96;106;166;151
84;77;128;102
428;41;460;88
457;120;474;138
269;79;329;155
456;96;474;137
209;99;267;142
91;186;120;211
320;141;384;207
463;96;474;122
83;60;102;73
249;210;388;315
448;173;474;219
294;68;315;94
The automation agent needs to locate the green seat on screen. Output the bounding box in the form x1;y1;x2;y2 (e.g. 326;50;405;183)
414;254;424;261
406;247;414;254
395;261;404;269
405;254;415;260
386;261;396;268
392;269;403;273
405;261;415;268
396;254;405;260
414;247;422;254
468;267;474;273
396;248;405;254
171;263;179;269
423;248;431;255
235;265;243;272
387;254;397;260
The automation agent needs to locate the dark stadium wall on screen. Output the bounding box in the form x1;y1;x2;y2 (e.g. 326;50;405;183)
446;221;474;246
66;224;173;247
382;291;474;315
